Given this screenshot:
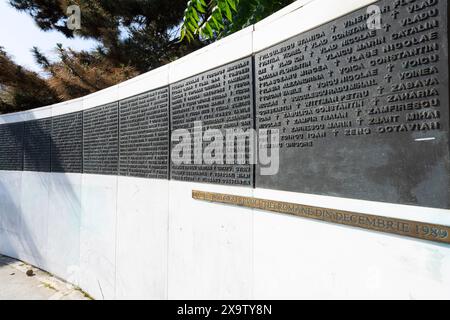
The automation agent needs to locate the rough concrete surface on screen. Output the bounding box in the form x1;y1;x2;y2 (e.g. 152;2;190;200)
0;254;91;300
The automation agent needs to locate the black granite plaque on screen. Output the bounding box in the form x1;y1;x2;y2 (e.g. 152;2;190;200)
255;0;449;208
0;123;24;171
51;112;83;173
24;119;52;172
119;87;170;179
83;103;119;175
170;57;254;186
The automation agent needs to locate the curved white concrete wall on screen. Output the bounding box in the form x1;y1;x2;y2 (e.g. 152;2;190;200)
1;0;450;299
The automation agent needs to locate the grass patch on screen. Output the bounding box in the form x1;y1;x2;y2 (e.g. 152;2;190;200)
75;287;94;300
42;282;57;291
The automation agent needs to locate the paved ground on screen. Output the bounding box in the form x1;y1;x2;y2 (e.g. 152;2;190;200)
0;254;91;300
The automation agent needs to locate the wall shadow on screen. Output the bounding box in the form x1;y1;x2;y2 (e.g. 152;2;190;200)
0;112;82;275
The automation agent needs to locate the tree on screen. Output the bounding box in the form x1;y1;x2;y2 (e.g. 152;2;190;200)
8;0;202;72
1;0;202;113
0;47;59;113
0;0;294;114
32;44;137;101
180;0;295;41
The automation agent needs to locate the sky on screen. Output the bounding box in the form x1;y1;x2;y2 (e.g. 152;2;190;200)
0;0;98;75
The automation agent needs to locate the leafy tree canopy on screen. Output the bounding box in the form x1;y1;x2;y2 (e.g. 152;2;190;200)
1;0;201;113
9;0;202;72
180;0;294;41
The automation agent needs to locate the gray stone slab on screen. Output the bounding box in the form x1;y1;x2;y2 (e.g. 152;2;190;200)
255;0;450;208
51;112;83;173
83;103;119;175
0;123;24;171
24;119;52;172
119;87;170;179
170;57;254;186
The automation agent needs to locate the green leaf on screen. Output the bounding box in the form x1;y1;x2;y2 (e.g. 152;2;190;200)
196;0;206;13
180;27;186;40
227;0;237;11
210;14;222;30
187;21;197;32
186;30;194;42
224;1;232;20
205;23;214;38
191;8;200;22
211;4;221;14
190;15;198;26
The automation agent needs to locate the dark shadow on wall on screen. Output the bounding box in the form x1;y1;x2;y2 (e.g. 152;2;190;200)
0;177;46;269
0;112;82;274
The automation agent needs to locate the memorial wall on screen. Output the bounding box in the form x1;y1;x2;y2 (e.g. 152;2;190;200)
23;119;52;172
119;88;170;179
0;0;447;208
0;123;23;171
0;0;449;299
51;112;83;173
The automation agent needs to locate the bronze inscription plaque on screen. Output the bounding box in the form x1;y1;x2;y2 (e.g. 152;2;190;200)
193;190;450;244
